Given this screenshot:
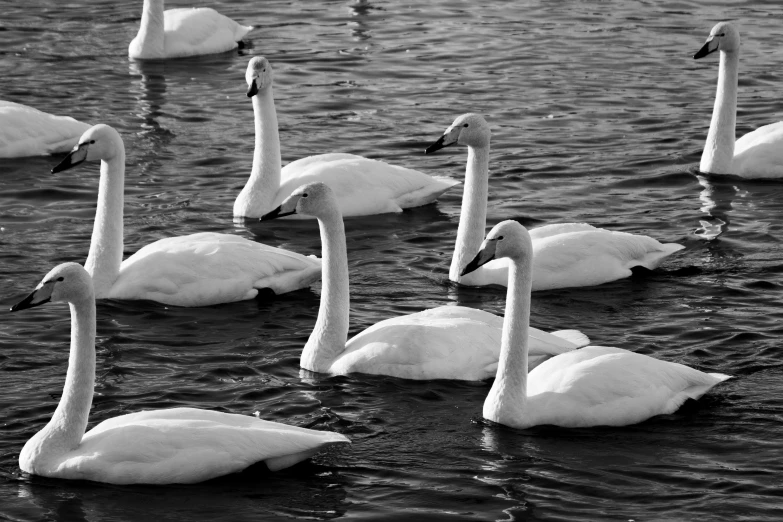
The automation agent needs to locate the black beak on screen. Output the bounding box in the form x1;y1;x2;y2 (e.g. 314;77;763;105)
246;79;259;97
460;240;498;276
693;41;716;60
260;205;296;221
425;135;448;154
10;289;50;312
52;144;88;174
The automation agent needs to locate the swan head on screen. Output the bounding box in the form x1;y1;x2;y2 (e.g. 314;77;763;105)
246;56;274;97
460;220;532;276
694;22;740;59
52;124;123;173
260;182;339;221
10;263;94;312
425;113;490;154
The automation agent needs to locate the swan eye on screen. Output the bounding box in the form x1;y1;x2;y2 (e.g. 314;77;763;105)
463;123;469;128
718;33;725;37
90;140;95;144
302;193;308;198
497;236;504;241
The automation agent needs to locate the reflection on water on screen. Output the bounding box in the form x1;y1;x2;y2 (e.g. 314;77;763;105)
695;174;738;240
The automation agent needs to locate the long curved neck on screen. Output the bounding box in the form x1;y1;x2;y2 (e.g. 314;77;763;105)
483;259;532;425
39;297;96;454
134;0;165;59
301;209;350;372
450;145;490;282
700;49;739;174
234;87;282;217
85;151;125;298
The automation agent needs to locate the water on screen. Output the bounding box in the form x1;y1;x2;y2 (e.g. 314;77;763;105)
2;0;783;519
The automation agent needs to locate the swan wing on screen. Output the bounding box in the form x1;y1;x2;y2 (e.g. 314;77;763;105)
530;227;684;290
278;153;459;217
0;101;89;158
110;232;321;306
733;121;783;178
162;8;251;58
45;408;347;484
528;222;598;240
332;306;584;380
526;346;730;427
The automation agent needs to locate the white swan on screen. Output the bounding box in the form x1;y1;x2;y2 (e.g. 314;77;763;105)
462;220;730;429
694;21;783;178
9;263;348;484
261;182;590;380
425;113;684;290
129;0;252;60
52;124;321;307
234;57;459;219
0;101;90;158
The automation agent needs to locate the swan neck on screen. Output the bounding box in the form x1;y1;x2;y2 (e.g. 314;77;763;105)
39;297;96;455
450;145;490;282
701;49;739;174
135;0;165;59
85;151;125;298
235;87;282;217
483;259;532;424
301;210;350;372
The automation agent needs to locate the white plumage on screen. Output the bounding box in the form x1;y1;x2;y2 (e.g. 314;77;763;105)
129;0;251;60
234;57;458;219
53;124;320;307
0;101;89;158
12;263;348;485
461;221;730;429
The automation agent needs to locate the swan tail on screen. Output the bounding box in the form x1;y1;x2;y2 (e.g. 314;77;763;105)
551;329;590;348
395;176;459;209
708;372;732;383
264;440;347;472
253;258;322;294
236;24;253;41
633;242;685;270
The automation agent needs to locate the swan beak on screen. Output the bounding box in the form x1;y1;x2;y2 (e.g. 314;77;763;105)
260;194;300;221
461;239;498;276
425;126;460;154
694;36;718;59
52;143;89;174
246;79;259;97
10;282;53;312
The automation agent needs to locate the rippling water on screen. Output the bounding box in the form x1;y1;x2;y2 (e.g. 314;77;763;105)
2;0;783;520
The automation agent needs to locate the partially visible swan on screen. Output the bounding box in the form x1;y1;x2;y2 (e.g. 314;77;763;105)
425;113;684;290
129;0;252;60
462;220;730;429
52;124;321;307
694;21;783;178
261;182;590;380
234;57;459;219
10;263;348;484
0;101;89;158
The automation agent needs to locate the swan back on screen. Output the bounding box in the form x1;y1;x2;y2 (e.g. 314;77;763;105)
0;101;90;158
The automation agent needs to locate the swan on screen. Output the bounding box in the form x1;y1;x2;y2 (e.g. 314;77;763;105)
0;101;90;158
425;113;685;290
261;182;590;380
694;21;783;178
462;220;731;429
128;0;252;60
52;124;321;307
9;263;349;484
234;57;459;219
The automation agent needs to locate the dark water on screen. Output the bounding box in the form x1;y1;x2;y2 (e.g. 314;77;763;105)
2;0;783;520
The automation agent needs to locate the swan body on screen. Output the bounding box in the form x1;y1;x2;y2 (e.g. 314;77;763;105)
52;124;320;307
234;57;458;219
261;182;589;380
424;114;684;290
129;0;251;60
694;21;783;178
0;101;89;158
461;220;730;429
10;263;349;485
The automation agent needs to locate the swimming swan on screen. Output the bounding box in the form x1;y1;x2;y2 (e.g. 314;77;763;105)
10;263;349;484
234;57;459;219
461;220;730;429
425;113;684;290
261;182;590;380
52;124;321;307
0;101;89;158
129;0;252;60
694;21;783;178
